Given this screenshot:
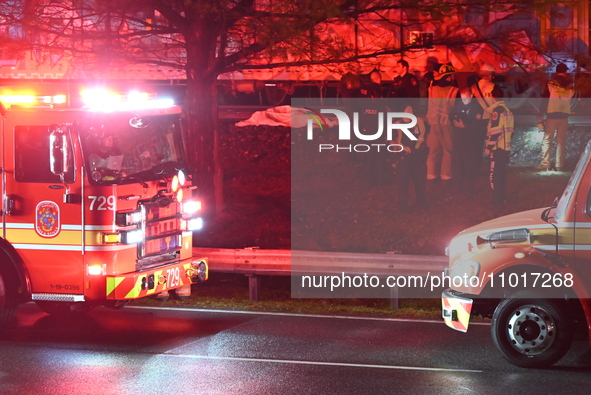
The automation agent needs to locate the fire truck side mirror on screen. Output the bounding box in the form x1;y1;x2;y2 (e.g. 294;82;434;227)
49;125;69;176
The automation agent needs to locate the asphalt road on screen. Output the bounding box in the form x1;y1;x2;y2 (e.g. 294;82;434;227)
0;303;590;395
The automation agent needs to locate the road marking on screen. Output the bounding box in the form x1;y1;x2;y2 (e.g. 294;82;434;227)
127;305;490;325
161;353;482;373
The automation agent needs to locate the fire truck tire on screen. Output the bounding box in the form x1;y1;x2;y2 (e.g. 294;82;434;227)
0;267;17;331
34;301;94;316
491;294;572;368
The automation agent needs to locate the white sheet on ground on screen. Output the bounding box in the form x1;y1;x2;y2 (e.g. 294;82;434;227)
235;105;337;128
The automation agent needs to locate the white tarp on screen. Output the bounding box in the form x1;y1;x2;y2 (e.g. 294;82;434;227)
235;105;337;128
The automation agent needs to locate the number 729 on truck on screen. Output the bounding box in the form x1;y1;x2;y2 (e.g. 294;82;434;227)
0;87;208;326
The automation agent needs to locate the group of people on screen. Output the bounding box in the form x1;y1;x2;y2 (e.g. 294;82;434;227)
339;60;574;211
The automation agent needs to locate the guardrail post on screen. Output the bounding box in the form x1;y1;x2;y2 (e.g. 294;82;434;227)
247;275;260;301
389;284;400;309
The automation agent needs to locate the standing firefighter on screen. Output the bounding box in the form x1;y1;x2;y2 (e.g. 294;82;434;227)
484;86;514;209
426;64;458;181
471;62;496;119
539;63;575;171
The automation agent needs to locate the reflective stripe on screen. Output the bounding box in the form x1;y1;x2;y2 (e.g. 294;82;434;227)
12;243;132;251
562;222;591;228
533;244;591;251
107;277;126;297
535;244;583;251
4;223;115;231
108;261;196;300
4;223;34;229
85;225;117;231
442;296;472;332
61;225;82;230
12;244;83;251
86;245;135;251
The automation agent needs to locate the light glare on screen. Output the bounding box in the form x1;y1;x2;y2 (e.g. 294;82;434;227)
183;200;202;214
81;88;173;112
87;265;104;276
188;217;203;231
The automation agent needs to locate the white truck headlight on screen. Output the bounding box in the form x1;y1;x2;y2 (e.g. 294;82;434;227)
121;229;143;244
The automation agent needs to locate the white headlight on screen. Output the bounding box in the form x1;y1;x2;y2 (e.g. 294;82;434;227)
187;217;203;231
116;210;142;227
183;200;202;215
121;229;143;244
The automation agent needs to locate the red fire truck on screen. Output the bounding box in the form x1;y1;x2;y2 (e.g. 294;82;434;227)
0;86;207;327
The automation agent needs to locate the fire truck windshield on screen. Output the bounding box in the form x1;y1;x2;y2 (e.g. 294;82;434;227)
79;112;186;185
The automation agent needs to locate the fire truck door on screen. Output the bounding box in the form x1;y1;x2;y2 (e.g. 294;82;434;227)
4;124;84;295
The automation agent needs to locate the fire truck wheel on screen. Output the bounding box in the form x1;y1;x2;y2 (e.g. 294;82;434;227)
491;294;572;368
34;301;94;316
0;268;17;331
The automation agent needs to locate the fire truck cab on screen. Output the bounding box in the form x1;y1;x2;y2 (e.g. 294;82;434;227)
441;140;591;368
0;87;207;327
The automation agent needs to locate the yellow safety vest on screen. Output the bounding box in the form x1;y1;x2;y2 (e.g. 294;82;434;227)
547;81;574;114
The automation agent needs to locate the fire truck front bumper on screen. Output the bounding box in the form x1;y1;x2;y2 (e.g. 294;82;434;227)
106;258;208;300
442;289;473;332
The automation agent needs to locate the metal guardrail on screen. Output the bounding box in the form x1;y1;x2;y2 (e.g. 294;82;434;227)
194;247;291;276
193;247;448;305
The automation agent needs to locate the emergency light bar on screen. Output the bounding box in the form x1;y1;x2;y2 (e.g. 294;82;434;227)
81;89;174;112
0;94;67;106
0;87;174;111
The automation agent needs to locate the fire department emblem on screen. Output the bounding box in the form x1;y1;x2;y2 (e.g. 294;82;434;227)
36;201;60;237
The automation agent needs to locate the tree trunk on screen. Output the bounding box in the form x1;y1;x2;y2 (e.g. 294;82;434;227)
183;15;226;218
184;73;223;218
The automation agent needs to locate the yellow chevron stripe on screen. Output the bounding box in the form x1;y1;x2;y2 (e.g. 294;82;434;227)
181;263;191;285
125;277;143;299
443;297;472;332
106;277;125;297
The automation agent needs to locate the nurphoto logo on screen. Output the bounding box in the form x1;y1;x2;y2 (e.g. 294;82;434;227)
305;108;417;153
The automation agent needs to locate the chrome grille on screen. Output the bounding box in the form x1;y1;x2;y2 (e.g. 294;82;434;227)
137;200;183;264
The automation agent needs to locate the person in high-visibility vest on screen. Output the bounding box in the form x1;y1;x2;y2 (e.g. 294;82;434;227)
426;63;458;181
539;63;575;172
485;86;514;209
471;63;496;119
